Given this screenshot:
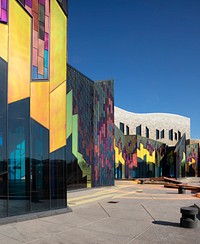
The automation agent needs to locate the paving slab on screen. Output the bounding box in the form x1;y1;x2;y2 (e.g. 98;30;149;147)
0;180;199;244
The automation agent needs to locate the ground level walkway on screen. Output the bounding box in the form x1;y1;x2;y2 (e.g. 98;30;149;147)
0;179;200;243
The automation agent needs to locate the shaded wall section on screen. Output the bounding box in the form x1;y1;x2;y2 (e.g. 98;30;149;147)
174;134;186;178
67;65;93;189
93;80;115;187
67;65;115;189
186;143;198;177
114;125;125;179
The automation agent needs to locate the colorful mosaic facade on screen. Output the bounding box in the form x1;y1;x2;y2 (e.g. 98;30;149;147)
93;81;115;187
114;125;126;178
67;65;114;189
174;134;186;178
186;143;198;176
114;126;165;179
0;0;67;218
67;65;94;189
137;136;165;178
17;0;50;79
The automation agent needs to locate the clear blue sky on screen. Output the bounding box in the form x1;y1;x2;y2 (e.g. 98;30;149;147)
68;0;200;139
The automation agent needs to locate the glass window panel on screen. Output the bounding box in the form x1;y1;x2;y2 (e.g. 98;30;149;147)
156;129;159;139
30;119;50;212
50;146;66;209
0;58;8;217
8;98;30;216
136;125;141;136
120;122;124;133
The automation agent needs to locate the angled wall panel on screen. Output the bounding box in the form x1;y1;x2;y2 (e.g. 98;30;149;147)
67;66;93;189
50;81;66;153
31;82;50;129
8;0;31;104
0;24;8;61
50;0;67;91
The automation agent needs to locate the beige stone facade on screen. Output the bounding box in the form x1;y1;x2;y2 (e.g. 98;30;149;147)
115;106;190;146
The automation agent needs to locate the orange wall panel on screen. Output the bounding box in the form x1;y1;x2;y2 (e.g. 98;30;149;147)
0;24;8;61
50;0;67;92
31;82;50;129
50;81;66;153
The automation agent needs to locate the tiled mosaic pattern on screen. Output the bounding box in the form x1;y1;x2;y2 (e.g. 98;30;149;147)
114;125;165;179
93;80;115;187
18;0;50;79
67;65;115;189
174;133;186;178
124;135;137;178
186;143;198;176
114;125;126;178
137;135;165;178
67;65;94;168
0;0;7;23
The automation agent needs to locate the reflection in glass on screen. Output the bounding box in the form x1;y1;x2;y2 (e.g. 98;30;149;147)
30;119;50;212
51;147;66;209
0;58;8;218
8;98;30;216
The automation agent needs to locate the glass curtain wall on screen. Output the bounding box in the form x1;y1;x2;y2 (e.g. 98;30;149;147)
0;58;8;218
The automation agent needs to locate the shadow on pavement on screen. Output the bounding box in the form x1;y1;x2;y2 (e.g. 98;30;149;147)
152;220;180;227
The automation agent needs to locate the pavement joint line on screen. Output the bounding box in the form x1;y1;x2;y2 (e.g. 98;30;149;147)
78;216;110;229
98;202;110;217
141;204;156;221
126;225;152;244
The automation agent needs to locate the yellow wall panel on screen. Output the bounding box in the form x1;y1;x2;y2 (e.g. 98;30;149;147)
8;0;31;104
50;0;67;91
0;24;8;61
137;143;156;164
50;82;66;153
31;82;50;129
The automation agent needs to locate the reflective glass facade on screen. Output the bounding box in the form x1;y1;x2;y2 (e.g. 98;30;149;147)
0;0;68;218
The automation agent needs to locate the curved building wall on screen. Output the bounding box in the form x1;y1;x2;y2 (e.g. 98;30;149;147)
115;106;190;146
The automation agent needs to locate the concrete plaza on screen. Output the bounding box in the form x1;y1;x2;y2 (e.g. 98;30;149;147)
0;180;200;243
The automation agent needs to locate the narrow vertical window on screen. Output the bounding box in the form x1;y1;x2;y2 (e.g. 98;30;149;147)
136;125;141;136
161;129;164;139
126;125;129;135
169;129;173;140
156;129;159;139
120;122;124;133
146;127;149;138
